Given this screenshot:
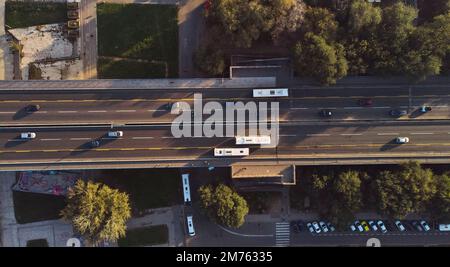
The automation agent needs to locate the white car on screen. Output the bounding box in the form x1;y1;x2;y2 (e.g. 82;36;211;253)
319;221;329;233
395;220;406;232
354;221;364;232
108;131;123;138
420;221;431;232
20;132;36;139
350;225;357;232
396;137;409;144
368;221;378;231
327;222;335;232
377;220;387;233
307;223;315;234
312;222;322;234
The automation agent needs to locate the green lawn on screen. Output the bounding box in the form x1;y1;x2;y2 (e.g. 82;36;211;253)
98;169;183;212
97;3;179;78
118;225;168;247
5;2;67;29
98;58;167;79
13;191;66;224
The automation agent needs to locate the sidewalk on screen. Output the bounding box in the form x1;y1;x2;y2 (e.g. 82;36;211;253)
0;0;14;80
0;171;19;246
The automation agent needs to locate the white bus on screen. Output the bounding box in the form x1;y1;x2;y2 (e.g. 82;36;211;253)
253;88;289;98
214;148;249;157
186;215;196;236
235;136;271;145
181;173;191;204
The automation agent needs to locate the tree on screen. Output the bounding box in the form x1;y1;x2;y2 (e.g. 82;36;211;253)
265;0;306;42
198;184;249;228
418;0;450;22
194;43;226;76
429;173;450;221
373;161;435;218
347;0;382;34
294;33;348;85
61;180;131;246
301;7;338;42
334;170;363;211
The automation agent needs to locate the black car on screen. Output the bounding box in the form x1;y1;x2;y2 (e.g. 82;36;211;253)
420;106;432;113
290;221;300;233
89;140;100;148
320;109;333;117
411;221;423;232
25;104;40;112
389;109;407;117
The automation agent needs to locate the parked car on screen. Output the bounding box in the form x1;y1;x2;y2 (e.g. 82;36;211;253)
396;137;410;144
307;223;315;234
411;221;423;232
68;20;80;29
67;0;80;9
420;220;431;232
20;132;36;139
389;109;408;117
68;10;79;19
395;220;406;232
419;106;432;113
354;221;364;232
358;98;373;107
368;221;378;231
377;220;388;233
438;224;450;232
25;104;40;112
327;222;335;232
312;222;322;234
319;221;329;233
320;109;333;117
361;221;370;232
350;224;357;232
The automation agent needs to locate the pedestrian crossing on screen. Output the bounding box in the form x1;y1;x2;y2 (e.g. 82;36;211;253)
275;222;290;247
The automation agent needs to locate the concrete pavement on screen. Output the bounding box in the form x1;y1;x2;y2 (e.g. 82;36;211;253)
0;0;14;80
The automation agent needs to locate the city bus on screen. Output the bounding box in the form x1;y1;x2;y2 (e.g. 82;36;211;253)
235;136;271;145
214;148;250;157
181;173;191;204
253;88;289;98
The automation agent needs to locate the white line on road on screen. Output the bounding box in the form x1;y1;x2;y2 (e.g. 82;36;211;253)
307;134;331;137
410;132;434;135
40;139;61;141
58;111;78;113
290;108;309;110
279;134;297;137
218;225;274;238
7;139;23;142
116;110;136;113
70;138;91;141
0;112;15;114
132;137;154;140
373;106;391;109
344;107;363;110
341;133;363;136
88;110;107;113
377;133;400;136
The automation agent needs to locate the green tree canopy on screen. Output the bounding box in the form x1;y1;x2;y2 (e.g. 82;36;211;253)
373;161;435;218
301;7;338;42
347;0;382;34
61;180;131;246
429;173;450;221
294;32;348;85
198;184;249;228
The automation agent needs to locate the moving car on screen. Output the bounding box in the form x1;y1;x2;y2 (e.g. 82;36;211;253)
396;137;410;144
20;132;36;139
377;220;387;233
368;221;378;231
419;106;432;113
25;104;40;112
320;109;333;117
389;109;407;117
420;220;431;232
311;222;322;234
361;221;370;232
108;131;123;138
395;220;406;232
358;98;373;107
319;221;329;233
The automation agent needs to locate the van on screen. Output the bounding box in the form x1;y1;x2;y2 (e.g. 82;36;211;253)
186;215;195;236
439;224;450;232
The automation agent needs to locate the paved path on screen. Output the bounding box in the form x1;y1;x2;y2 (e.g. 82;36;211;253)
0;171;19;246
0;0;14;80
80;0;98;79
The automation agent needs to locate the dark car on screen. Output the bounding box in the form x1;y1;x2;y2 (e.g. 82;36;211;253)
358;98;373;107
389;109;407;117
411;221;423;232
25;104;40;112
419;106;432;113
89;140;100;148
320;109;333;117
290;221;300;233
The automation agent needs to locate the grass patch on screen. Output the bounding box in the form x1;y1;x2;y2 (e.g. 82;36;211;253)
242;191;280;214
5;2;67;29
97;169;183;212
13;191;66;224
118;225;168;247
98;58;167;79
97;3;178;78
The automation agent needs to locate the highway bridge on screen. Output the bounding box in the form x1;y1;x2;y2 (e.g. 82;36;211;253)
1;78;450;170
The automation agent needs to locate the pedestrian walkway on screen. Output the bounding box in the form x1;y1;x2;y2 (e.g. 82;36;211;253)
275;222;290;247
0;0;14;80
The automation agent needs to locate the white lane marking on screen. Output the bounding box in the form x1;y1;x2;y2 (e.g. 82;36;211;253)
280;134;297;137
36;111;48;114
70;138;91;141
7;139;23;142
290;108;309;110
116;110;136;113
132;137;154;140
307;134;331;137
161;137;176;139
341;133;363;136
40;138;61;141
147;110;160;112
58;111;78;113
373;106;391;109
378;133;400;136
411;132;434;135
344;107;363;110
88;110;107;113
102;137;122;140
0;111;15;114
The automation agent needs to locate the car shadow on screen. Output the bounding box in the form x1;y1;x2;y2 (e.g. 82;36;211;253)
12;107;32;120
4;135;25;148
409;109;425;119
379;139;403;151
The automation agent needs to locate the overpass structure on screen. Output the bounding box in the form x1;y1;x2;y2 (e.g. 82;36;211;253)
1;78;450;170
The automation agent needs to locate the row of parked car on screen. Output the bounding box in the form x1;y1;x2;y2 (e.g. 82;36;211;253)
290;220;336;234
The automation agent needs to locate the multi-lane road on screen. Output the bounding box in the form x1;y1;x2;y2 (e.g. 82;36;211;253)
1;80;450;170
